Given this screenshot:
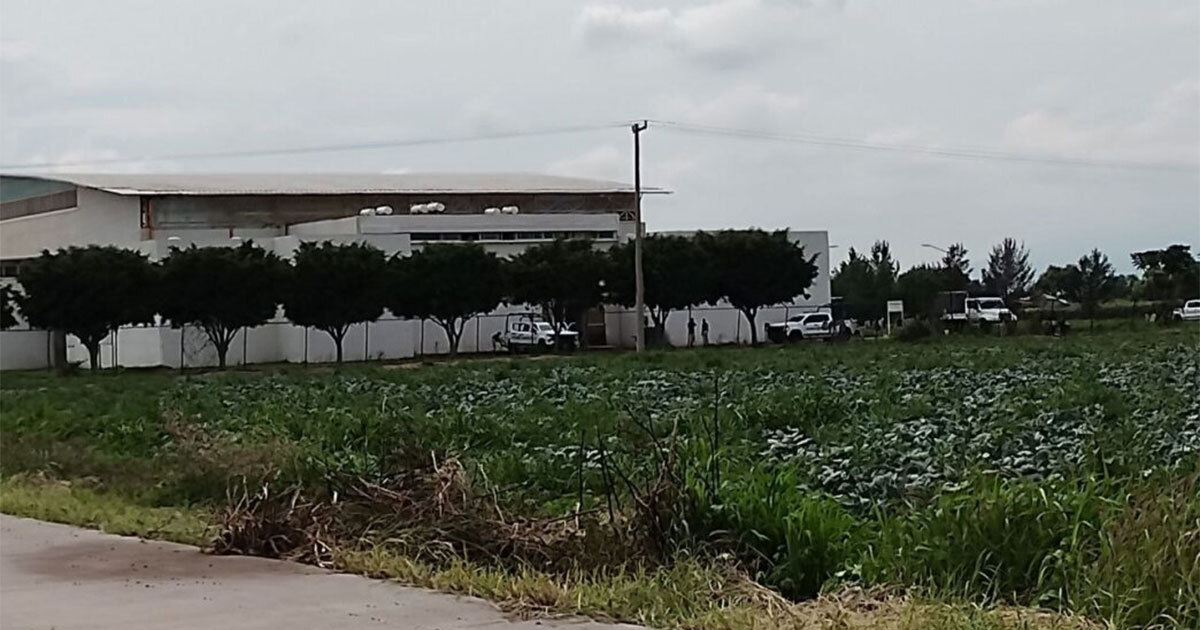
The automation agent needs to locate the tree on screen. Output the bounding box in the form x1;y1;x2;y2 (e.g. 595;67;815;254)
831;248;879;322
506;239;608;347
870;240;899;304
159;242;289;368
283;241;387;363
18;246;157;370
1035;265;1080;300
939;243;971;290
1070;249;1117;328
0;285;19;330
697;230;819;344
896;264;959;320
389;243;505;355
606;234;714;338
1131;244;1200;301
983;238;1033;299
941;243;971;277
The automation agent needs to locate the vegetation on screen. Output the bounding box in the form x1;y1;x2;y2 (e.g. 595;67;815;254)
283;241;388;362
2;329;1196;628
983;238;1034;300
506;238;609;346
696;229;819;344
159;242;290;368
0;285;19;330
17;245;157;369
389;243;505;355
606;234;714;332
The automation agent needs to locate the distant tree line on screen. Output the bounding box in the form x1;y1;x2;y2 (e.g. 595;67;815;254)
8;230;820;370
832;238;1199;327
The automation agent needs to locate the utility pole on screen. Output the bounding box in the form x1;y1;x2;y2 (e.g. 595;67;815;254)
632;120;648;352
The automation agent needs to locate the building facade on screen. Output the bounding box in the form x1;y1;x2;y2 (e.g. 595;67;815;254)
0;173;829;369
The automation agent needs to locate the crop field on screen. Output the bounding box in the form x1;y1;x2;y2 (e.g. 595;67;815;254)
2;327;1198;629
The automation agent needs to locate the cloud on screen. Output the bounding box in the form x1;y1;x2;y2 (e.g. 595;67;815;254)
1004;80;1200;166
547;144;627;181
577;0;841;69
659;83;806;128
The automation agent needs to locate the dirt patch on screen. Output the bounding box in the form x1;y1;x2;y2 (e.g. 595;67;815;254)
14;538;320;582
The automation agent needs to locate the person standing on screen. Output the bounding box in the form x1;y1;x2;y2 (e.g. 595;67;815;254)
687;316;697;347
701;318;710;346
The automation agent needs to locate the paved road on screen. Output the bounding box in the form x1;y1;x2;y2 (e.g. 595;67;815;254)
0;514;640;630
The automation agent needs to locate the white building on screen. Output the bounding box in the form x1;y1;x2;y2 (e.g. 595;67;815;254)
0;173;829;369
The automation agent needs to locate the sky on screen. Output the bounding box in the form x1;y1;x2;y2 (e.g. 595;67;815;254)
1;0;1197;274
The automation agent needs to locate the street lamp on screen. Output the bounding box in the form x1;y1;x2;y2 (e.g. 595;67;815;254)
921;243;948;254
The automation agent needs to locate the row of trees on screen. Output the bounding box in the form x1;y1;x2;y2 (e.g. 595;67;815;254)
4;230;820;369
832;238;1199;324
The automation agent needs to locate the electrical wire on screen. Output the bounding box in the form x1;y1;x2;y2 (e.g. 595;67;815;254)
0;122;630;170
646;119;1196;173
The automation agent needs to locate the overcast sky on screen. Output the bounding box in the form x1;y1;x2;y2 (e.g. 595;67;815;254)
1;0;1197;273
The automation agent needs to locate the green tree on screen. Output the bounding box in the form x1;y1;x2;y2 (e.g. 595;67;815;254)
389;243;505;355
870;240;899;304
1131;244;1199;301
939;243;971;290
896;264;957;320
18;246;157;370
159;242;289;368
983;238;1033;299
1070;249;1117;328
283;241;387;363
506;239;608;347
1035;265;1080;300
606;234;714;337
832;248;880;322
0;285;19;330
697;230;819;344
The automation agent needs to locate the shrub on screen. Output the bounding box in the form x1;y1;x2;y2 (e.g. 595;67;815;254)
895;319;932;341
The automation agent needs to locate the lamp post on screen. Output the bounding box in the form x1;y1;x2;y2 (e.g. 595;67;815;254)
921;243;949;255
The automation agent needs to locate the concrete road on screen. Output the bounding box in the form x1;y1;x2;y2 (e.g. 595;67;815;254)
0;514;640;630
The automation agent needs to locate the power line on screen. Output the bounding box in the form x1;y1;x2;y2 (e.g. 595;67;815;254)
646;119;1196;173
0;122;629;170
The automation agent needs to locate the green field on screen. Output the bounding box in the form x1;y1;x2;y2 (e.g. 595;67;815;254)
2;327;1198;629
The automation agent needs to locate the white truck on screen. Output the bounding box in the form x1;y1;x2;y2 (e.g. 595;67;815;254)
765;311;857;342
494;318;579;352
1174;299;1200;321
937;291;1016;326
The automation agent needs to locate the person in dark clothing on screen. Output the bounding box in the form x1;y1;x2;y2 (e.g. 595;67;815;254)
687;317;697;347
701;318;710;345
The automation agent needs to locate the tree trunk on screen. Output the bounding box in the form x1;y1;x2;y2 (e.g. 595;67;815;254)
744;309;759;344
85;340;101;371
216;345;228;368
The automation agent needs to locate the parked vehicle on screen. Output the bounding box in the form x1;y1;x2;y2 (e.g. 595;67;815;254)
495;316;579;352
936;291;1016;326
1174;299;1200;321
765;310;856;342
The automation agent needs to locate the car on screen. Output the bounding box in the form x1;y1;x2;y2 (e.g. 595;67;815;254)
1174;299;1200;322
765;311;837;342
495;319;579;352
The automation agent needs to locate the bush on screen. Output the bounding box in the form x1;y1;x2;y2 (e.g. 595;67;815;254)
895;319;932;341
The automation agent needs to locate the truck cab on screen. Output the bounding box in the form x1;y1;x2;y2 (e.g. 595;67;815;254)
966;297;1016;323
765;311;835;342
1174;299;1200;321
497;318;579;352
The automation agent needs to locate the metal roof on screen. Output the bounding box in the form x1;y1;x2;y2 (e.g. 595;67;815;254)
1;173;666;196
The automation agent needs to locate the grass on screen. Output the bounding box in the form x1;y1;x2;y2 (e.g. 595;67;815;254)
0;475;1097;630
2;325;1197;628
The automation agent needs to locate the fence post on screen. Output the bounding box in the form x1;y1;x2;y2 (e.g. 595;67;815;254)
242;328;248;366
179;325;185;374
364;321;370;362
303;327;309;364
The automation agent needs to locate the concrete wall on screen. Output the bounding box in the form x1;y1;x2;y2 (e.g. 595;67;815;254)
0;329;49;370
0;188;142;259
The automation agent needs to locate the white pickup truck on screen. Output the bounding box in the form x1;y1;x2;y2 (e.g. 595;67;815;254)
938;292;1016;325
1174;299;1200;321
495;320;579;352
765;311;856;342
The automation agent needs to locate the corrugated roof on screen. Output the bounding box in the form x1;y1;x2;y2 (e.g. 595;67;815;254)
2;173;667;196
